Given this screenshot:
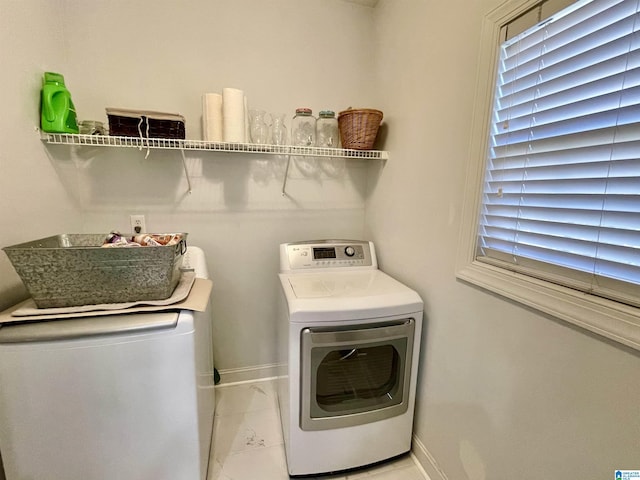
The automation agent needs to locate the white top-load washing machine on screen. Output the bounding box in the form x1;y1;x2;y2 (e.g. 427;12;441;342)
0;246;215;480
277;240;423;476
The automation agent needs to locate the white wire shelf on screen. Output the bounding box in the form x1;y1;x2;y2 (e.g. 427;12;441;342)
40;132;389;160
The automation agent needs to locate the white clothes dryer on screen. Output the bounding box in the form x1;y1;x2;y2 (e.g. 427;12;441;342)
277;240;423;476
0;246;215;480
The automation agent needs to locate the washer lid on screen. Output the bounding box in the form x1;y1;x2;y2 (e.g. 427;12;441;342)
280;270;423;322
0;311;183;344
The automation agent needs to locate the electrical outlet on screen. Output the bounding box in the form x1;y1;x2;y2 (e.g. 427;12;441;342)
130;215;146;234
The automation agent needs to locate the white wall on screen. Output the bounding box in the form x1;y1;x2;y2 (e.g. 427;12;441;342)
0;0;377;374
0;0;82;313
3;1;639;479
369;1;640;479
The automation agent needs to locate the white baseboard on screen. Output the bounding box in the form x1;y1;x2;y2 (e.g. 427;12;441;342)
216;363;285;385
412;434;448;480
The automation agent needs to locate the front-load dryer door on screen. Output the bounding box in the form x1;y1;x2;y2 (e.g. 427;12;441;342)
300;318;415;431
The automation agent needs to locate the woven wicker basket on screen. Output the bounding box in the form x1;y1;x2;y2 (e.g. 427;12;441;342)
338;108;383;150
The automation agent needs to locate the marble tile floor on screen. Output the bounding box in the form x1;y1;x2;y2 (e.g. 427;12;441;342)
207;378;430;480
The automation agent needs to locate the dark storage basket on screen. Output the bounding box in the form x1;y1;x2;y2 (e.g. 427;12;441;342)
3;233;187;308
106;108;186;139
338;108;383;150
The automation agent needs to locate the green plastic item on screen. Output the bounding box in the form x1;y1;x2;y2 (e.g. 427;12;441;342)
40;72;79;134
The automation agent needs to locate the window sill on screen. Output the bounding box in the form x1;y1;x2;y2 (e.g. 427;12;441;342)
456;261;640;351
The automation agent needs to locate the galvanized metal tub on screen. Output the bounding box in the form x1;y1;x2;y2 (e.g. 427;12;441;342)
3;233;187;308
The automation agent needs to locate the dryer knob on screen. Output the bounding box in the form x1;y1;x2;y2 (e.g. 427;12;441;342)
344;246;356;257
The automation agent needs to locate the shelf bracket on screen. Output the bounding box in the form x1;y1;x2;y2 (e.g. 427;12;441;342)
179;148;192;194
281;154;292;196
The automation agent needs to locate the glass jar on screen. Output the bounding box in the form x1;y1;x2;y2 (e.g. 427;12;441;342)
78;120;106;135
316;110;339;148
271;113;288;145
291;108;316;146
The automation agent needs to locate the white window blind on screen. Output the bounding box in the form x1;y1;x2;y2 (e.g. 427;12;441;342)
478;0;640;307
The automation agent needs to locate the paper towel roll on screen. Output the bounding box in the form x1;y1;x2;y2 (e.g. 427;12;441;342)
222;87;245;143
202;93;223;142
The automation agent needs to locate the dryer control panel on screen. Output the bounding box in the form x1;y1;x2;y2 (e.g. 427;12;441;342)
280;240;377;272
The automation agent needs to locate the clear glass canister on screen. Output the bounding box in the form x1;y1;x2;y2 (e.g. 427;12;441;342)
292;108;316;146
78;120;106;135
316;110;339;148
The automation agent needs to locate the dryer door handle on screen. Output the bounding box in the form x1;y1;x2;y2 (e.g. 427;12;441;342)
338;348;358;361
303;318;414;348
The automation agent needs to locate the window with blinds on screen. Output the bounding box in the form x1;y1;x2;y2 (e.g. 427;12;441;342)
478;0;640;307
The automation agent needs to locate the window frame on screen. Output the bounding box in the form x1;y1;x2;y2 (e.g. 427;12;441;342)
456;0;640;351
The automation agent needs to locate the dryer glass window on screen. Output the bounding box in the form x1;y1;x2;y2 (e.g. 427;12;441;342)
300;319;415;431
315;343;403;413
